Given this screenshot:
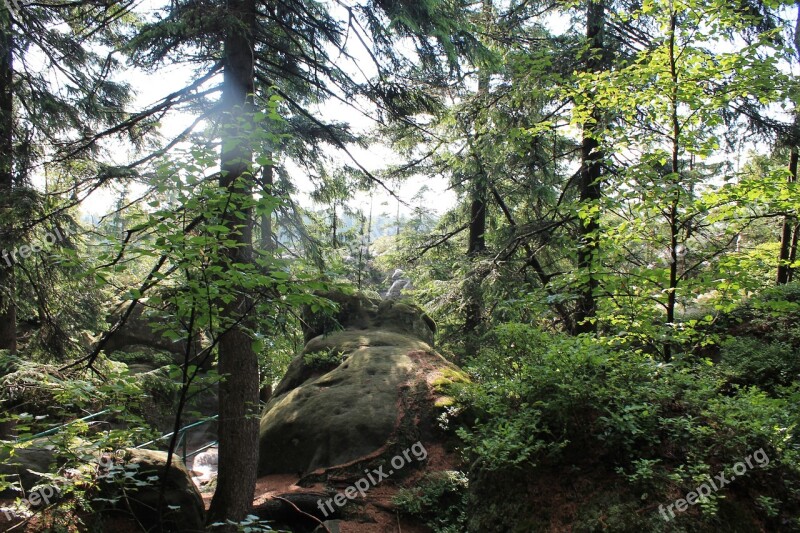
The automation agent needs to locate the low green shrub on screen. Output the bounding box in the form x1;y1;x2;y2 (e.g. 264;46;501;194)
302;349;345;369
393;471;468;533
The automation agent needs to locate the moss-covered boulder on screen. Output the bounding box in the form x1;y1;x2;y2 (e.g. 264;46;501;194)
258;293;460;476
95;448;205;532
0;446;204;532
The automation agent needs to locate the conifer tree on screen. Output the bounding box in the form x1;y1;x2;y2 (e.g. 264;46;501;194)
0;1;133;354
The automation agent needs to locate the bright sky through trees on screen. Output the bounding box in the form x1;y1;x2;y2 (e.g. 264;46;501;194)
75;0;456;221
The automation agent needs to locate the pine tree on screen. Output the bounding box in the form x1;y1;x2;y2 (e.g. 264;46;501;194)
0;9;14;354
0;1;133;354
575;0;606;334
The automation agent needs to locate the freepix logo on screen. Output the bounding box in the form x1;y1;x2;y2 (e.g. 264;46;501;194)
1;226;76;268
316;441;428;518
658;448;770;522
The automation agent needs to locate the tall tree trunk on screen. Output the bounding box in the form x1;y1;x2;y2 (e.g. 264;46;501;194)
0;13;16;354
665;9;680;361
356;213;368;290
778;5;800;285
207;0;259;527
789;223;799;283
575;0;605;335
464;0;491;343
777;147;798;285
464;165;487;340
466;152;488;259
466;175;487;258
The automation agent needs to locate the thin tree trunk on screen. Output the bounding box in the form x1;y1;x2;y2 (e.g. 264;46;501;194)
464;158;486;339
466;180;487;257
367;193;373;243
778;4;800;285
466;161;487;258
777;147;798;284
0;13;16;354
207;0;259;526
331;202;338;248
789;223;798;283
260;163;275;252
665;9;680;361
575;0;605;335
357;213;366;290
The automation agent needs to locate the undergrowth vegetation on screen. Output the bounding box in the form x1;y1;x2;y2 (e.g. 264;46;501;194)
424;283;800;531
394;471;469;533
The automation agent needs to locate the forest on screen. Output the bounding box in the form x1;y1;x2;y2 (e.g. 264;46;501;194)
1;0;800;531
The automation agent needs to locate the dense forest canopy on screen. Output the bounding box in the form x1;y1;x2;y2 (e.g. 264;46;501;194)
1;0;800;531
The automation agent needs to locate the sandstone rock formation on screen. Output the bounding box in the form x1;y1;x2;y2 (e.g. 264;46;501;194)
258;292;461;478
0;444;57;498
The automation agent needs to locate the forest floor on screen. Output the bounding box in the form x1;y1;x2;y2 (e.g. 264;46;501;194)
199;441;458;533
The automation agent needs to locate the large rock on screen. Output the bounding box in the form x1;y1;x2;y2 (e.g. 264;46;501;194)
299;292;436;346
96;449;206;532
258;293;460;476
0;444;57;497
0;446;205;532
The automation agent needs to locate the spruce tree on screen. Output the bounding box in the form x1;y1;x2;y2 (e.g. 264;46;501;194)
0;1;133;354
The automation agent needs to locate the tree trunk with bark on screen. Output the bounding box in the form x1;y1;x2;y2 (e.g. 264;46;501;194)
260;164;275;252
777;147;798;285
0;14;16;354
664;10;680;362
207;0;260;527
464;0;491;343
464;161;487;340
575;0;605;335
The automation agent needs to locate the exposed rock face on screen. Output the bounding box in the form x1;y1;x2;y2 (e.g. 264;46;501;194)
0;445;57;497
97;449;206;532
0;447;205;532
258;293;457;476
189;446;218;485
299;291;436;346
386;269;413;299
